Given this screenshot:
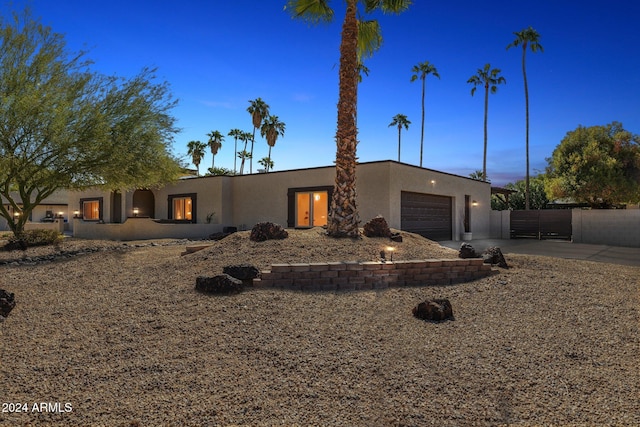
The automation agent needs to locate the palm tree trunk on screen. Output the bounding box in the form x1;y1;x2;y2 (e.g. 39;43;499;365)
420;78;425;167
233;137;238;173
267;145;272;172
483;85;489;182
523;45;530;210
250;129;255;174
327;0;360;238
397;126;401;162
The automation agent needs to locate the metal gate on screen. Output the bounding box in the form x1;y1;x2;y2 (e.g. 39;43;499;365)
510;210;572;240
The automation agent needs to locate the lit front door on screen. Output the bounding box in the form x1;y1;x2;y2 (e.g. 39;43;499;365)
295;191;328;228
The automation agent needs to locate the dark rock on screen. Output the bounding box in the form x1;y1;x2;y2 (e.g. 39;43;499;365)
363;215;391;238
459;242;480;259
0;289;16;320
482;246;509;268
412;298;454;322
250;222;289;242
223;264;260;286
195;275;244;294
390;232;403;242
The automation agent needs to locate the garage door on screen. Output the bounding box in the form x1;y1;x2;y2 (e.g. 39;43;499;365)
401;191;452;240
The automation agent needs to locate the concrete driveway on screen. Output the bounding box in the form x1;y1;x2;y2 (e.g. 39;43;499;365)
439;238;640;267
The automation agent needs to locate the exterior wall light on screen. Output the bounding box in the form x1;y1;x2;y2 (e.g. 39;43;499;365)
73;210;79;218
472;200;478;207
133;207;139;217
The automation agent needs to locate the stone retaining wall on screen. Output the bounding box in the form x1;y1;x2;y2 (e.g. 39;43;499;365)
256;258;492;292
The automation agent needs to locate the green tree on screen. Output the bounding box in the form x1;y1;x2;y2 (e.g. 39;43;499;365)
545;122;640;208
410;61;439;168
388;113;411;162
206;130;224;169
260;115;286;172
507;26;543;210
237;131;253;175
0;10;181;235
206;166;235;176
287;0;412;237
228;128;243;173
491;175;549;210
247;98;270;174
186;140;207;176
467;63;506;182
258;157;274;172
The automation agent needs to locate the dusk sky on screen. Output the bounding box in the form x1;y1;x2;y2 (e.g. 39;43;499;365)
6;1;640;186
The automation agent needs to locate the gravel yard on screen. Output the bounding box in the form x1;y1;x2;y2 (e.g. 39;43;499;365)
1;229;638;426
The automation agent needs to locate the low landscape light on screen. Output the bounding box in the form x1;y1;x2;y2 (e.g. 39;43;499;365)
385;246;396;262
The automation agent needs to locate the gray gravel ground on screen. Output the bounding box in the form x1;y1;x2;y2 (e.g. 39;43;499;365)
0;230;638;426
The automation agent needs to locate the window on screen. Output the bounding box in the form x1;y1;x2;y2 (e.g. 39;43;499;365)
173;197;192;220
168;193;197;222
295;191;328;228
287;186;332;228
80;198;102;221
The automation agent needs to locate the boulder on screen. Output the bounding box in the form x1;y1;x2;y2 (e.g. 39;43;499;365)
223;264;260;286
482;246;508;268
390;232;403;243
458;242;480;259
363;215;391;238
250;222;288;242
412;298;454;322
195;275;243;294
0;289;16;321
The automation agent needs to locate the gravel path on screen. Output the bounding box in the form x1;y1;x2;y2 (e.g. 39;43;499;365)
1;229;638;426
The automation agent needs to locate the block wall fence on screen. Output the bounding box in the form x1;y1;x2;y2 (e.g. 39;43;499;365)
256;258;493;292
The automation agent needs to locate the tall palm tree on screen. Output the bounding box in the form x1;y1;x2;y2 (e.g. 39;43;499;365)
388;113;411;162
186;140;207;176
206;130;224;169
237;131;253;175
287;0;411;237
228;128;242;173
410;61;439;168
247;98;270;174
467;63;506;182
507;26;543;210
260;115;286;172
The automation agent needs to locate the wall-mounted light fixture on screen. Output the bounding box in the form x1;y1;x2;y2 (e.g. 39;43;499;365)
133;207;139;217
430;180;436;185
472;200;478;207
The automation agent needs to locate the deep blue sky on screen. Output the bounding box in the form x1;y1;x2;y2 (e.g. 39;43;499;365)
6;1;640;185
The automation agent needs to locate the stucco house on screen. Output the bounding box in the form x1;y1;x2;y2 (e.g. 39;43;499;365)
1;190;70;234
66;160;491;241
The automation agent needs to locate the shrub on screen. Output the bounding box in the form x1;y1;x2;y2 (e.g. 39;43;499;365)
4;229;63;251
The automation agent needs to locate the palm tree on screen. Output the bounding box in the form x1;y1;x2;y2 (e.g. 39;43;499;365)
388;114;411;162
206;130;224;169
260;115;286;172
287;0;411;237
410;61;439;168
228;128;242;173
247;98;270;174
237;131;253;175
186;140;207;176
507;26;543;210
258;157;274;172
467;64;506;182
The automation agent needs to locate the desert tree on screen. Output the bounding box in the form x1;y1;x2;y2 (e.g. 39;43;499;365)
507;26;543;210
0;9;182;235
260;115;286;172
286;0;412;237
467;63;506;182
206;130;224;169
247;98;270;174
388;114;411;162
186;140;207;176
228;128;243;173
410;60;439;167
